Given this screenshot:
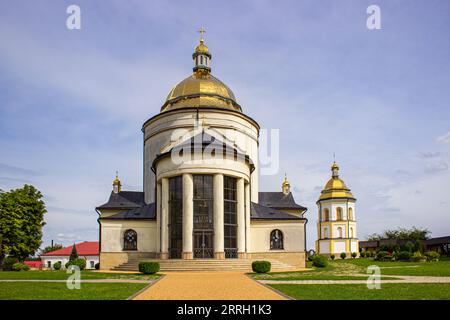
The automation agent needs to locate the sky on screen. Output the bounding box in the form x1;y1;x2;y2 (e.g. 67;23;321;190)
0;0;449;250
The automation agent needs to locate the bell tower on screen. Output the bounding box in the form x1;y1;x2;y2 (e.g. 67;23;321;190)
316;162;358;258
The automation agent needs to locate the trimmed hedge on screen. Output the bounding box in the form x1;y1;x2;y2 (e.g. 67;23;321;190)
53;262;62;270
340;252;347;259
252;261;271;273
312;255;328;268
138;262;160;274
330;254;335;260
65;258;86;270
351;252;357;259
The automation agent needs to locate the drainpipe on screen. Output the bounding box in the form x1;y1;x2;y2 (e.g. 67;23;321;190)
95;208;102;256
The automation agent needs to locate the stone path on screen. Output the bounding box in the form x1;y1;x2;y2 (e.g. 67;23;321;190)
259;276;450;285
133;272;288;300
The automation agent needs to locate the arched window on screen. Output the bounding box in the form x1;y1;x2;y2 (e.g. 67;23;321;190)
348;208;353;221
123;229;137;251
323;208;330;221
270;229;284;250
350;227;354;238
337;227;343;238
336;207;343;221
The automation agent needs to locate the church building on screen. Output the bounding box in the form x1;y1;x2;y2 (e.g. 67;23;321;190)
315;162;359;257
96;34;308;271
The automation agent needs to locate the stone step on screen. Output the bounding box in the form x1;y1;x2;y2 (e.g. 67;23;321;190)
112;258;296;272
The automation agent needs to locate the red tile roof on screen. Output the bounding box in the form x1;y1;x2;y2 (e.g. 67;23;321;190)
42;241;99;256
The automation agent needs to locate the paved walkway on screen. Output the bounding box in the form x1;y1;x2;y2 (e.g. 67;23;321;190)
259;276;450;285
133;272;287;300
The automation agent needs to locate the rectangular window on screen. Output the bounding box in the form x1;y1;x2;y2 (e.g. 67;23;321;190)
224;176;238;259
47;261;51;268
193;175;214;230
90;261;95;268
169;176;183;259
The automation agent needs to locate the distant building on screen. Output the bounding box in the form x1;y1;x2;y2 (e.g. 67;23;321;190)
41;241;99;269
359;236;450;256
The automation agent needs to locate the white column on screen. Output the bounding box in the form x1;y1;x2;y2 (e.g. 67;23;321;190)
213;174;224;259
244;182;251;258
160;178;169;259
237;178;246;258
182;173;193;259
156;181;161;255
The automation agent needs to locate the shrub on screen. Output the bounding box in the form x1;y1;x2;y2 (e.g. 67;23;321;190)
397;251;412;261
340;252;347;259
411;251;425;262
307;255;315;262
138;262;160;274
95;262;100;270
351;252;357;259
375;251;389;261
312;255;328;268
425;251;440;262
2;257;19;271
360;252;366;258
251;261;271;273
65;258;86;270
12;263;29;271
330;254;335;260
53;262;62;270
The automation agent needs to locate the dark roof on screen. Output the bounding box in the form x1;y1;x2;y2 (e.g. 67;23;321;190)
97;191;145;210
258;192;306;211
101;203;156;220
250;202;303;220
424;236;450;246
152;131;254;171
359;241;379;248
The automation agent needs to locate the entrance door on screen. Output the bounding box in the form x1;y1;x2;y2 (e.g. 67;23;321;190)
194;231;214;259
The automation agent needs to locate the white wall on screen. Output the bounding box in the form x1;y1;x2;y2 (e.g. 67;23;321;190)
101;220;157;253
250;220;305;252
143;109;260;204
41;255;99;270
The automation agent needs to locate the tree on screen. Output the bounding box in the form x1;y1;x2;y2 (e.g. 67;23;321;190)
41;243;64;254
0;185;47;269
366;227;430;241
69;244;78;261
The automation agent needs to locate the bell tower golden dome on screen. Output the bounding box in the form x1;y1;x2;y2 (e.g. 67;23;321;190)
160;28;242;113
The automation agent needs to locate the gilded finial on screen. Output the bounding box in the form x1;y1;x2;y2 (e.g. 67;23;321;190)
198;26;206;41
282;173;290;195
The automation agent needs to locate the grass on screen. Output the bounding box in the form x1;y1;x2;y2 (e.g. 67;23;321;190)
0;282;148;300
270;283;450;300
335;258;450;277
251;258;450;280
0;270;160;280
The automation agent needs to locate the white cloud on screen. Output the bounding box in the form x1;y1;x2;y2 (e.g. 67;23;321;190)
437;132;450;144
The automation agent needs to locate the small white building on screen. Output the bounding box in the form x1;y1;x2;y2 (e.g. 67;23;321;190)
41;241;99;270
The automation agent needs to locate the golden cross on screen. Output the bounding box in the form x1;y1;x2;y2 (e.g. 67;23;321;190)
198;27;206;40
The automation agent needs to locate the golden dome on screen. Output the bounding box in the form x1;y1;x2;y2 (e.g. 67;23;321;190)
160;34;242;113
318;163;355;201
195;39;209;54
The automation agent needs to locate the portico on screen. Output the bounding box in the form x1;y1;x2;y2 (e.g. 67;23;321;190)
157;172;250;260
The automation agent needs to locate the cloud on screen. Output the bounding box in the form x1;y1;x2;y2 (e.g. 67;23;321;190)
437;132;450;144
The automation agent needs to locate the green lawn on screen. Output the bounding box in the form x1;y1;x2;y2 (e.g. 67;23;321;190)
334;259;450;277
0;270;159;280
0;282;147;300
270;283;450;300
251;258;450;280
